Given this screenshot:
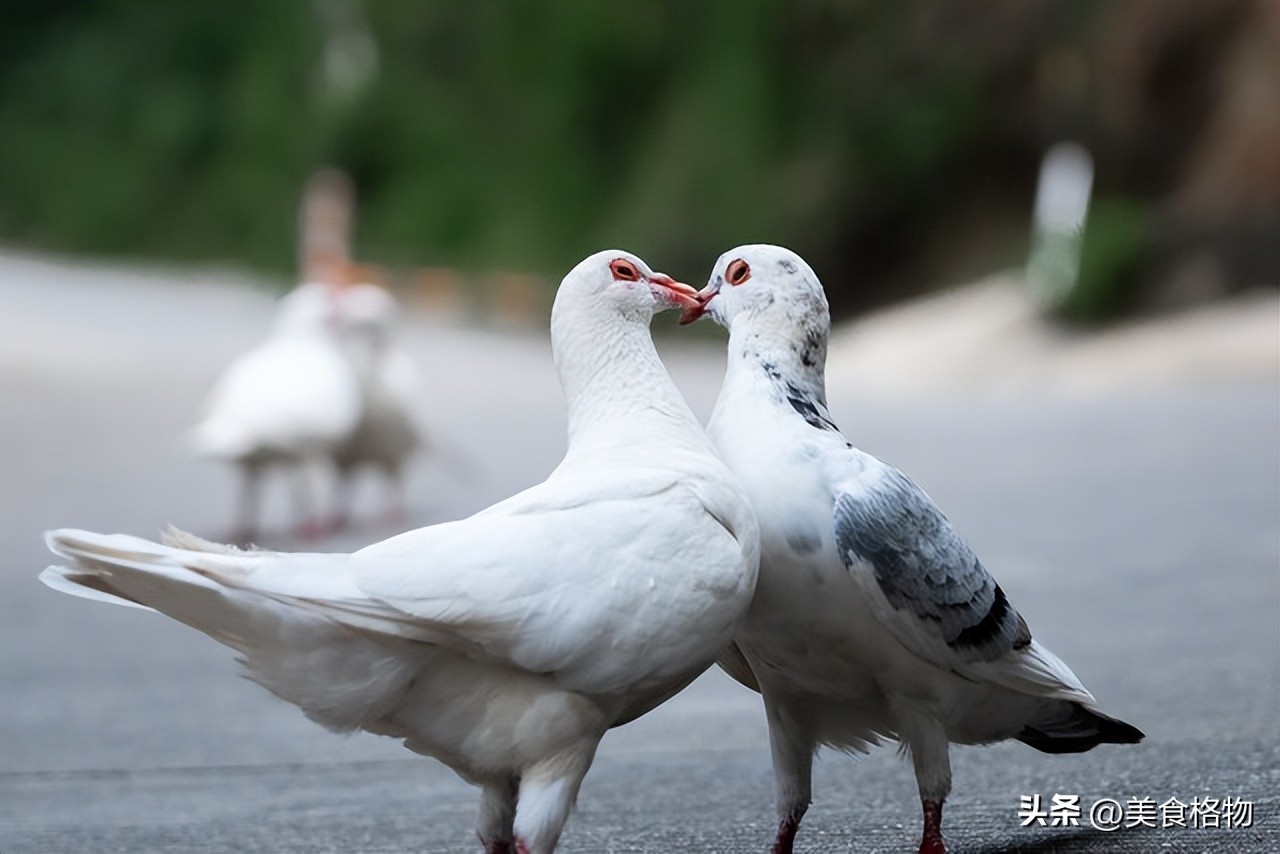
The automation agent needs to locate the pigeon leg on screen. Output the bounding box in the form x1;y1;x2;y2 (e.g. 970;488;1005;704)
765;697;812;854
476;776;518;854
512;742;598;854
379;465;408;531
327;467;354;535
292;457;333;540
894;705;951;854
772;812;802;854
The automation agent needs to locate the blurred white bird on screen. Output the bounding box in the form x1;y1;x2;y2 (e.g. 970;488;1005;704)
42;250;759;854
328;282;425;532
682;244;1141;854
189;282;362;543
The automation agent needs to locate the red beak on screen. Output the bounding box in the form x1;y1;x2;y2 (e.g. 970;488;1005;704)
648;274;702;309
678;282;719;325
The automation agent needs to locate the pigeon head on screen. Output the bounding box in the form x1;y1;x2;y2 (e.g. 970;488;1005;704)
550;250;706;445
337;283;397;339
274;282;345;337
339;283;396;325
554;250;699;324
333;283;398;368
679;245;830;336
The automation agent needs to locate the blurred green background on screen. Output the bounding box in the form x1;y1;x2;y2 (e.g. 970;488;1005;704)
1;0;1275;319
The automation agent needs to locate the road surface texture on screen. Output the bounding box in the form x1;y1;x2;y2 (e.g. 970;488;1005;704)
2;252;1276;852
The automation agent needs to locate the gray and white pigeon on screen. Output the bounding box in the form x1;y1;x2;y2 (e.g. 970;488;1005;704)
42;250;760;854
328;282;424;531
681;244;1141;854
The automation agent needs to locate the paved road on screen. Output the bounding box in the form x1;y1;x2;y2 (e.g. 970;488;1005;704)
1;253;1276;852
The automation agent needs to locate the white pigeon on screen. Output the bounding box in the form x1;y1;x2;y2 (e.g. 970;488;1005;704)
190;281;362;543
42;250;760;854
680;244;1142;854
328;282;425;531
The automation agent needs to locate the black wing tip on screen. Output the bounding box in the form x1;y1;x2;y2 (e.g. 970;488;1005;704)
1017;702;1145;754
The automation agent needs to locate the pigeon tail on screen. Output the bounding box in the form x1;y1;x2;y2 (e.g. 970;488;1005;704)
43;529;279;651
1016;701;1144;754
42;529;416;733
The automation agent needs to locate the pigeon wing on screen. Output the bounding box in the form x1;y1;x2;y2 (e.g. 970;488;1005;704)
831;458;1031;669
346;472;748;692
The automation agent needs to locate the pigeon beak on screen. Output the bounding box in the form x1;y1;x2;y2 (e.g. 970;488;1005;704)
678;281;720;325
648;274;702;310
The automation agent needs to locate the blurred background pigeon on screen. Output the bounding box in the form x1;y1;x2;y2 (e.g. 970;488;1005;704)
191;171;426;544
188;279;363;544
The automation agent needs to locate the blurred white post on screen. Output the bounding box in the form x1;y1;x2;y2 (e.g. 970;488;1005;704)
1026;142;1094;307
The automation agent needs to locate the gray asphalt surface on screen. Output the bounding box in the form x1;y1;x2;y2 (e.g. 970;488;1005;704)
1;253;1276;852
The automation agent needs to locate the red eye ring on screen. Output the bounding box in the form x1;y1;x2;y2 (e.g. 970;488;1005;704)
610;258;641;282
726;259;751;286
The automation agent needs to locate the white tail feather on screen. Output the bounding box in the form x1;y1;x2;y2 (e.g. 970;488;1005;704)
159;525;254;555
42;528;417;732
966;639;1095;705
39;565;153;610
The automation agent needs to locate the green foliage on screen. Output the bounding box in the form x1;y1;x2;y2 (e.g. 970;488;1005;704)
0;0;1089;304
0;0;317;269
1056;196;1149;323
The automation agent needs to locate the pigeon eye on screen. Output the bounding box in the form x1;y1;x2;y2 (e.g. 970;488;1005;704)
726;259;751;286
610;259;641;282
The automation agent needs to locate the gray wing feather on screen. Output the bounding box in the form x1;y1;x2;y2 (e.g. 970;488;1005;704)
834;467;1029;662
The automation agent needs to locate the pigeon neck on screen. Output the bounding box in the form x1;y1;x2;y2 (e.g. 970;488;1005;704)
725;320;829;407
554;306;704;453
